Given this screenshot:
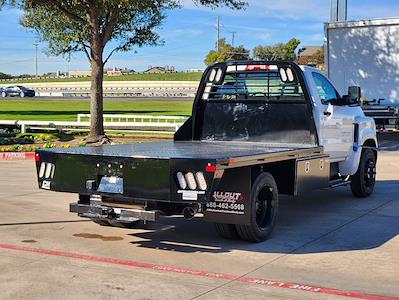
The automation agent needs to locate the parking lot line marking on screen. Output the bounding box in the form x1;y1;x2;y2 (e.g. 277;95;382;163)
0;243;397;300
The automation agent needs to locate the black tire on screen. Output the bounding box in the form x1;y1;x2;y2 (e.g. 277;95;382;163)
214;223;239;240
235;173;279;243
351;148;377;197
1;92;6;98
20;91;25;98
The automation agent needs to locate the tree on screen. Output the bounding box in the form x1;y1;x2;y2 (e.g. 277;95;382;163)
0;72;12;80
204;38;249;66
1;0;246;142
253;38;301;61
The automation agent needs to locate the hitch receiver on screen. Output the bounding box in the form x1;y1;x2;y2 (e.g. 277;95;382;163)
69;202;159;222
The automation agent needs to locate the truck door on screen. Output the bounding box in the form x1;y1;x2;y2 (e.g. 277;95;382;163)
311;72;354;161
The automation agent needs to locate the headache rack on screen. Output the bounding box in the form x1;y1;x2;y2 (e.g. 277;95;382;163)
192;61;319;146
201;63;306;102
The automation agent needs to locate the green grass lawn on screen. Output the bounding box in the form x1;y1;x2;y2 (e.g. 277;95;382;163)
1;72;202;84
0;100;193;121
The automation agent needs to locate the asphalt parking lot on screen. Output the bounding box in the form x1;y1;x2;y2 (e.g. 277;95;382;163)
0;136;398;300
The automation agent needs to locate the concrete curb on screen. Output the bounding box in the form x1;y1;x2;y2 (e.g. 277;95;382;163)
0;152;35;160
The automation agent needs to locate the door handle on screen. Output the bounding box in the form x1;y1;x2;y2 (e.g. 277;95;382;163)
324;111;332;116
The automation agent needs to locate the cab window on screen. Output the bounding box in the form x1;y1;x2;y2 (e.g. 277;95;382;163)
312;72;339;105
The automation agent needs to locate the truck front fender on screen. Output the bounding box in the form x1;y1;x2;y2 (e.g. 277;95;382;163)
339;116;377;176
357;116;378;149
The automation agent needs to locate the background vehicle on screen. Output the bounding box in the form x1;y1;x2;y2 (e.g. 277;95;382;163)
362;99;399;131
1;85;35;97
325;18;399;130
35;61;377;242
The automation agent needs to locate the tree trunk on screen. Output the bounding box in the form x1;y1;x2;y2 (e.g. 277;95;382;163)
85;2;107;144
87;58;105;142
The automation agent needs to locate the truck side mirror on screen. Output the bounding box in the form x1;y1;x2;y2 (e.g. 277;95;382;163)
347;86;362;105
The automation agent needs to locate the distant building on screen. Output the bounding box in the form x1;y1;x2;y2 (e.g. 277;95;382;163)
68;70;91;77
144;65;176;74
297;46;325;69
68;68;135;77
105;67;135;76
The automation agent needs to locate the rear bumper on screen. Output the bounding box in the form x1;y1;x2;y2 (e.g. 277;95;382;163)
70;202;159;223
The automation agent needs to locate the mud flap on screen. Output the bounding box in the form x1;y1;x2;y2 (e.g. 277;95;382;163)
203;167;251;225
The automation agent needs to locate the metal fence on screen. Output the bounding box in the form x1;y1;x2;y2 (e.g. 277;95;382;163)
0;114;188;133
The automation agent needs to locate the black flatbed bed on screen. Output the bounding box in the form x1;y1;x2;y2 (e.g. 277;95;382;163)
42;141;323;167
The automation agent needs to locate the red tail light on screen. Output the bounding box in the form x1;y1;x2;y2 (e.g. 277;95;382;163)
35;153;41;162
205;163;217;173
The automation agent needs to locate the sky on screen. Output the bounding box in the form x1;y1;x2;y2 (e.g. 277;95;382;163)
0;0;399;75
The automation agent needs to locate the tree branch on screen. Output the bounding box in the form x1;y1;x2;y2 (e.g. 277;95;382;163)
86;0;103;62
81;43;92;62
82;42;91;49
46;0;85;23
103;48;117;65
101;6;122;46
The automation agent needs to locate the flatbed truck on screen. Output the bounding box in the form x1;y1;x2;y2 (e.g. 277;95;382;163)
35;61;378;242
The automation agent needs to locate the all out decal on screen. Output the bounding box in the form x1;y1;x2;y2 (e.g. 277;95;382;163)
206;191;246;215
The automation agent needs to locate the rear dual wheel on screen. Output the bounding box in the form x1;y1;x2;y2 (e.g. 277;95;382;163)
214;172;279;243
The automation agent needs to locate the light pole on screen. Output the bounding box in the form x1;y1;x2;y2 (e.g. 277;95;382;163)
216;16;220;52
66;52;71;78
34;43;38;78
231;31;236;47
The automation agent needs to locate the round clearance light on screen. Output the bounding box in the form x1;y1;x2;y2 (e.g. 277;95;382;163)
176;172;187;190
39;162;46;178
279;68;287;82
215;68;223;82
195;172;207;191
286;68;294;82
185;172;197;190
45;163;53;179
209;69;217;82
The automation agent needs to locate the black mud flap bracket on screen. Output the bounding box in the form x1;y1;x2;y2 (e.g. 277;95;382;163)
69;202;159;223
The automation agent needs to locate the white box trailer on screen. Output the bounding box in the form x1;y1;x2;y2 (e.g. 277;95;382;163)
325;18;399;104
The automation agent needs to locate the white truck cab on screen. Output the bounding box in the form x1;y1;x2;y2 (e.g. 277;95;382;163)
302;66;377;181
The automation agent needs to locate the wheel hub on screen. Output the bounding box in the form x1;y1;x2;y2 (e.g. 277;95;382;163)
364;160;376;186
255;186;274;230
